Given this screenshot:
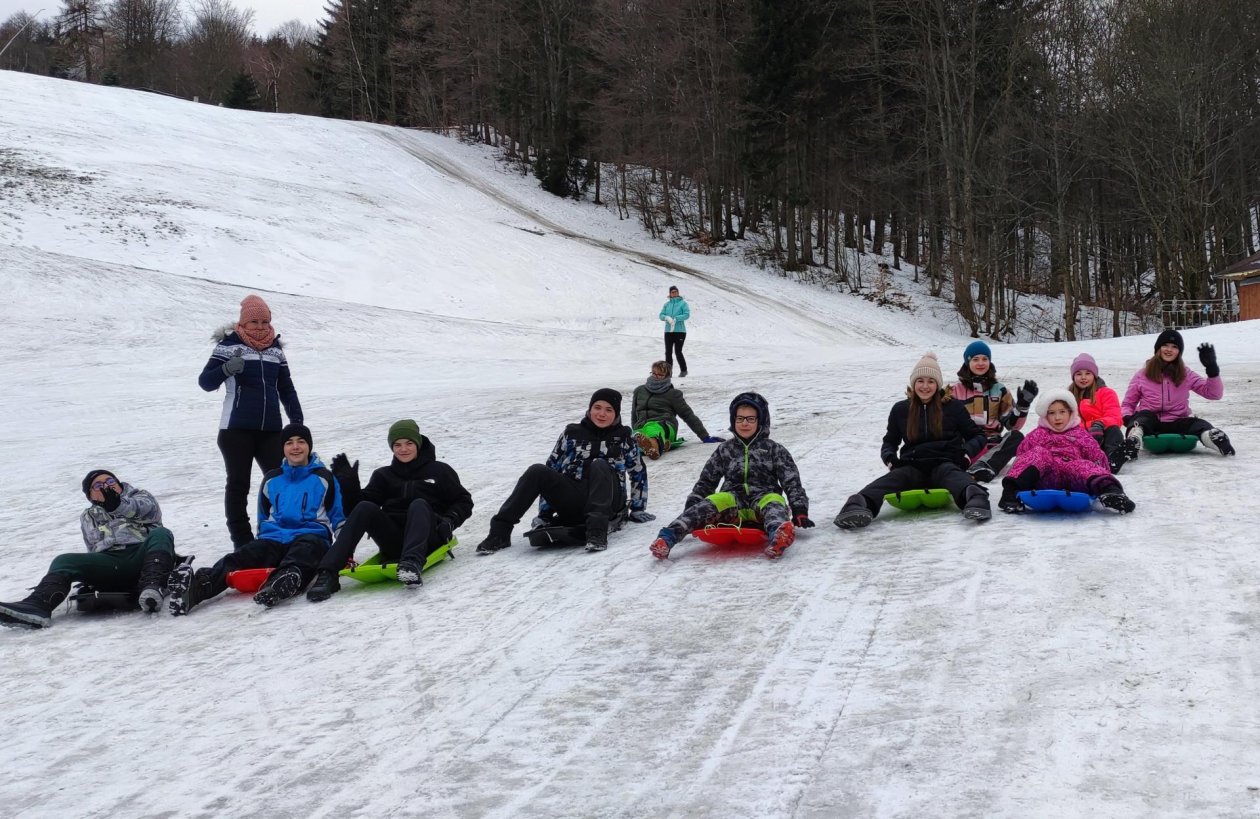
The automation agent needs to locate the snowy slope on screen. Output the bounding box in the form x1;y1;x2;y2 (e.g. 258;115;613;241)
2;71;1260;818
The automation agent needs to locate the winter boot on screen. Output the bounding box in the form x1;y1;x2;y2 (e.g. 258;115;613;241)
962;484;992;522
1098;492;1136;514
584;523;610;552
253;565;304;608
167;561;214;616
633;431;660;460
997;480;1025;514
1201;428;1236;456
475;530;512;555
136;549;175;614
1122;426;1143;462
833;495;874;530
1107;447;1127;474
967;463;997;483
0;573;71;629
305;569;341;602
763;522;796;560
650;528;677;560
396;560;423;586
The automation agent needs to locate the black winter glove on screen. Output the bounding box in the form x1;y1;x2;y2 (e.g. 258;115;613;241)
221;351;245;377
330;453;360;493
1198;343;1219;378
434;517;454;544
100;484;122;512
1089;420;1105;435
1015;380;1038;413
793;513;815;529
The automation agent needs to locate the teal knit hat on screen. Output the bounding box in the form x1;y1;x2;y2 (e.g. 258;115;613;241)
387;419;424;448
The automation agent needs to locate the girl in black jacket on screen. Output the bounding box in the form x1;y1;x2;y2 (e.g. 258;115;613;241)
834;352;991;528
307;419;473;600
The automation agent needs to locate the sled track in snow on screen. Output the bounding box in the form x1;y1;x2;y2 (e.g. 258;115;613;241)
373;128;904;349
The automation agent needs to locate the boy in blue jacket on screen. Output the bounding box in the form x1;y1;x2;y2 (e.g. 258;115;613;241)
168;423;344;614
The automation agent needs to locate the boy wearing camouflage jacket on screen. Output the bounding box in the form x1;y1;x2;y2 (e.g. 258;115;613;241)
650;392;813;561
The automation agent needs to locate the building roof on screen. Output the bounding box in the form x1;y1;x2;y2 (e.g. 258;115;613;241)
1217;250;1260;281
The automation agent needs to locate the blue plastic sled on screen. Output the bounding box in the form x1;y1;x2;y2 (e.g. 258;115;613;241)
1016;489;1094;513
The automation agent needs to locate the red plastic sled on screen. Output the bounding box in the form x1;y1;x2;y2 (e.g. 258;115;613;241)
693;525;767;547
226;568;273;593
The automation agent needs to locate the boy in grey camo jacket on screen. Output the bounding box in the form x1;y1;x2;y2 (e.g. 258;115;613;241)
650;392;814;561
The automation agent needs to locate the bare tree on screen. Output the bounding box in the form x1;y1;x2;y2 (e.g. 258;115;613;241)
102;0;180;88
183;0;253;103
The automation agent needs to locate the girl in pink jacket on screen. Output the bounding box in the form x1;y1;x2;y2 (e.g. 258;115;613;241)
1068;353;1127;472
998;389;1136;514
1121;329;1234;458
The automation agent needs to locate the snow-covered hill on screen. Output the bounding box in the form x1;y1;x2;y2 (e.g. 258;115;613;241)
2;71;1259;817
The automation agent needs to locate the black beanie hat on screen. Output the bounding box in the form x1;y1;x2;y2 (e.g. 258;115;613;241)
82;469;119;498
588;388;622;420
1154;329;1184;354
281;422;313;449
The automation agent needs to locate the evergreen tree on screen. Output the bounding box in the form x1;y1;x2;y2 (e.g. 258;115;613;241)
223;70;260;109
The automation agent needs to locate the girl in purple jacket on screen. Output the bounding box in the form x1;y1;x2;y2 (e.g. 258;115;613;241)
1121;329;1234;459
999;390;1135;514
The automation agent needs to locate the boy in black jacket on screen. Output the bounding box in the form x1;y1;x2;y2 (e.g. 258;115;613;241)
310;419;473;600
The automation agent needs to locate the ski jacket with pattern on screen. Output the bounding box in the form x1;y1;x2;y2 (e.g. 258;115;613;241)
685;391;808;514
951;379;1024;443
881;396;987;468
539;419;648;515
1076;381;1122;430
631;382;711;439
198;327;302;431
1121;367;1223;422
659;297;690;333
80;483;163;553
348;438;474;530
257;454;344;545
1007;427;1110;488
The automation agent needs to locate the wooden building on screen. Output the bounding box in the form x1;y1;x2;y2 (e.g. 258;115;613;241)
1217;251;1260;322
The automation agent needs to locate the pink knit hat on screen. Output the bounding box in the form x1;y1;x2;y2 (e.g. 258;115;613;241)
1069;353;1098;378
238;294;271;325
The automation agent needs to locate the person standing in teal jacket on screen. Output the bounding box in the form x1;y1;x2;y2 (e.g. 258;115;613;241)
659;285;691;377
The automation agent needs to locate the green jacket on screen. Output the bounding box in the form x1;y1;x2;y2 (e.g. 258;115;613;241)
632;383;710;440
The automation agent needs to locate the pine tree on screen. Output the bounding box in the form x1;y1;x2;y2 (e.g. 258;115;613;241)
223;70;260;109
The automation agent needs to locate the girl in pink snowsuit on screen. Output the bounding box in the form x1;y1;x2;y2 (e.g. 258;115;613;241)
998;389;1135;514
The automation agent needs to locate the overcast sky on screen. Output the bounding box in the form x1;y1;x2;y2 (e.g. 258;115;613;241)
0;1;327;38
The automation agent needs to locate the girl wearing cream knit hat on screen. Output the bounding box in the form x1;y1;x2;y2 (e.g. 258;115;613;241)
834;352;992;528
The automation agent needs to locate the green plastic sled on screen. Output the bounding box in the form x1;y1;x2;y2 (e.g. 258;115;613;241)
884;488;954;511
339;538;456;584
1142;433;1199;454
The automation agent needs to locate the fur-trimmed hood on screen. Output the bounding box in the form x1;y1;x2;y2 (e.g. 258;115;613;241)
1035;388;1080;429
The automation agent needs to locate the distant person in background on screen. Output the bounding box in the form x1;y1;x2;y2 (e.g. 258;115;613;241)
631;360;724;459
1066;353;1128;472
659;285;690;377
199;294;303;548
1121;330;1234;457
0;470;175;628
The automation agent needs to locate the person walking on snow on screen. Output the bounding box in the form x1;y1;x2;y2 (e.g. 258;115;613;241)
951;340;1038;482
167;423;344;614
1066;353;1128;473
659;285;691;377
631;360;724;459
834;352;991;528
0;471;175;628
475;389;655;554
649;392;813;561
1120;329;1234;459
998;389;1136;514
199;294;303;548
308;420;474;601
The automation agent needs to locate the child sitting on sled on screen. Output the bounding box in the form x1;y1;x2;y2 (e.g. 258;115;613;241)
998;389;1136;514
1066;353;1128;472
835;352;991;528
649;391;813;560
631;360;724;458
951;340;1038;482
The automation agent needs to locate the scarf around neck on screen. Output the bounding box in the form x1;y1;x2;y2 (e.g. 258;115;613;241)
236;322;277;351
645;375;673;394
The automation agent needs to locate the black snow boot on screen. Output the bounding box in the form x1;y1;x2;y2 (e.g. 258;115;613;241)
136;550;175;614
305;569;341;602
834;494;874;530
476;530;512;555
1202;428;1236;456
167;561;214;616
253;565;304;608
0;573;72;629
962;484;992;522
396;561;423;586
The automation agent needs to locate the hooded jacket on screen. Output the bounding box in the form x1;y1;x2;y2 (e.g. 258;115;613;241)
79;483;163;553
353;437;474;530
541;418;649;514
1121;366;1223;422
659;296;690;333
684;393;808;514
631;380;711;439
881;394;987;468
1008;390;1110;485
257;454;345;544
199;326;303;431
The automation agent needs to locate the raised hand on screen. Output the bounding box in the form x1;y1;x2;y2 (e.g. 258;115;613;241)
1197;342;1219;377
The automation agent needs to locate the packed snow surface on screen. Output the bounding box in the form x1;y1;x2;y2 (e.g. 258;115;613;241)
2;72;1259;817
